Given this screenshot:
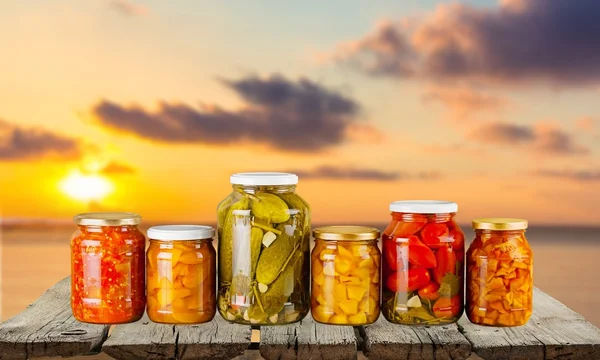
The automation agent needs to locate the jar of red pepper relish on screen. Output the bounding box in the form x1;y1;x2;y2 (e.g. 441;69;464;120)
71;212;146;324
381;201;465;325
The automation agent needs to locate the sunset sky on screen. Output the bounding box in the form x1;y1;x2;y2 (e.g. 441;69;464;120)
1;0;599;225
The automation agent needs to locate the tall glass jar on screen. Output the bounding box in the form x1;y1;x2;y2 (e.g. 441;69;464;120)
146;225;216;324
70;212;146;324
217;172;310;325
467;218;533;326
311;226;381;325
381;201;465;325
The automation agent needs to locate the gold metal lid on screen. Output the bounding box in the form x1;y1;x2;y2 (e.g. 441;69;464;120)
74;212;141;226
313;226;380;241
472;218;528;231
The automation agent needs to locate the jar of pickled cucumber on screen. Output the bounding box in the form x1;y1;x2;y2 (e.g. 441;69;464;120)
311;226;381;325
381;201;465;325
467;218;533;327
146;225;216;324
70;212;146;324
217;172;310;325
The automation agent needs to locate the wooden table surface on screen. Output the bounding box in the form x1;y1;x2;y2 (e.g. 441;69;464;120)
1;277;599;360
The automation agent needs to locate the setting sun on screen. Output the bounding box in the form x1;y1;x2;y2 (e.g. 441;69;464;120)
59;171;113;202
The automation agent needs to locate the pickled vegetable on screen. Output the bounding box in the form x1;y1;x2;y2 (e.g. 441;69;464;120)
382;203;464;325
311;239;380;325
217;182;310;325
147;240;215;324
466;228;533;326
71;224;146;324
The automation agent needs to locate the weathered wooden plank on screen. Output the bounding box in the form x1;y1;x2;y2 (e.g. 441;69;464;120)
458;287;600;360
259;320;302;360
259;313;358;360
0;276;109;360
102;313;252;360
297;314;357;360
362;315;471;360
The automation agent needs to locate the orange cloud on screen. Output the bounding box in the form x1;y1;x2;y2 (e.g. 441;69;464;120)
576;117;598;131
534;169;600;182
422;86;509;121
99;161;136;175
108;0;148;17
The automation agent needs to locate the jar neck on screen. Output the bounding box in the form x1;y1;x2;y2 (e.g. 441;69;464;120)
317;239;378;245
475;229;526;237
149;238;212;243
391;212;455;223
232;184;296;194
78;225;139;233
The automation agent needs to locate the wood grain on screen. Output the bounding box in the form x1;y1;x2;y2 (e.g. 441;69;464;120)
259;313;358;360
102;313;252;360
362;315;471;360
0;277;109;360
458;288;600;360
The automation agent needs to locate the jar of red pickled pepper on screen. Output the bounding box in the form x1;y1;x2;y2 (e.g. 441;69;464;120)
70;212;146;324
466;218;533;327
146;225;216;324
381;201;465;325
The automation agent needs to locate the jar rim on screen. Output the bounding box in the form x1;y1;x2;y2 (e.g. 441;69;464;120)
147;225;215;241
230;172;298;186
313;226;380;241
389;200;457;214
472;218;528;230
74;212;141;226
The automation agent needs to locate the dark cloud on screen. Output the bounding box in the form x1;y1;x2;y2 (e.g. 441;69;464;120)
0;119;82;161
108;0;148;16
328;0;600;85
99;161;136;175
469;122;534;144
291;166;442;182
534;169;600;182
92;74;362;152
468;121;589;155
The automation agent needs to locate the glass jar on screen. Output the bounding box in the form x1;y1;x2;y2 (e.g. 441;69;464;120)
217;172;310;325
70;212;146;324
381;201;465;325
467;218;533;327
146;225;216;324
311;226;381;325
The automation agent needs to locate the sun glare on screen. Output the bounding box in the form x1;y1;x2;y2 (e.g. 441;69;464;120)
60;171;113;202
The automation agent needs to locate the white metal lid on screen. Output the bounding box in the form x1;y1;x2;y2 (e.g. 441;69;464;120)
230;172;298;186
389;200;458;214
147;225;215;241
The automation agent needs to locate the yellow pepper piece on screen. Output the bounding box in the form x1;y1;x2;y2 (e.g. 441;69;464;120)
347;285;366;301
339;300;359;315
329;314;348;324
348;312;367;325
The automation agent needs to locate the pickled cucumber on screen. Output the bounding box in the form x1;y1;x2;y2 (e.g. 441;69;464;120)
218;196;249;282
251;193;290;223
255;230;295;286
256;251;302;316
250;227;263;279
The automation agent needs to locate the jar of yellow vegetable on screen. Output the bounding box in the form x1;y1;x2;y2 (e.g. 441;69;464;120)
311;226;381;325
146;225;216;324
217;172;310;325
